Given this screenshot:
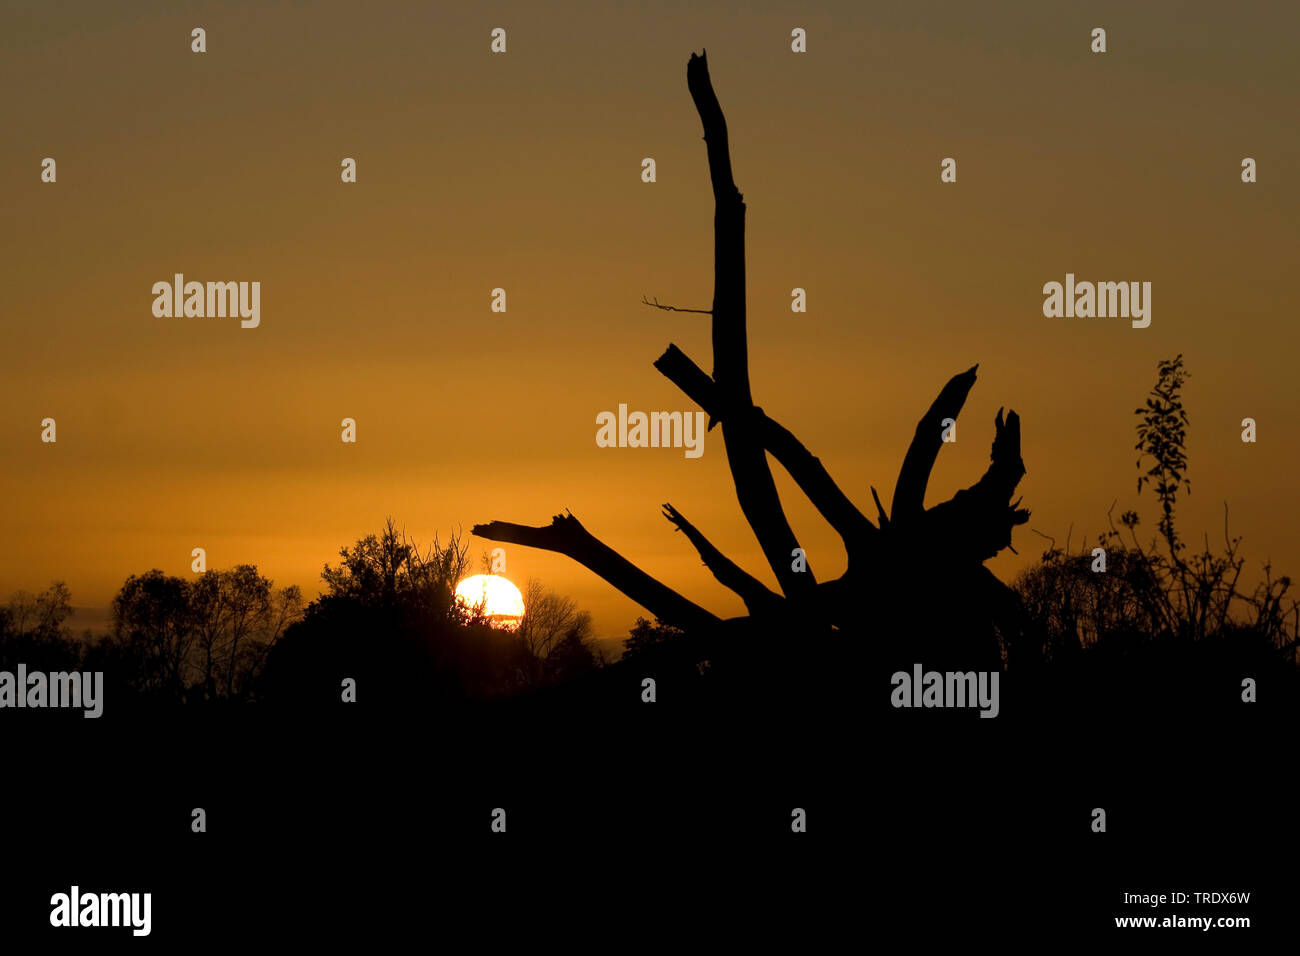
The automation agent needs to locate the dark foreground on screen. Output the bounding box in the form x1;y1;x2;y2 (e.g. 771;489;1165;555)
5;651;1296;947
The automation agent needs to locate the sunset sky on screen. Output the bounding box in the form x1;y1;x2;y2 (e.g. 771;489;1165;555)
3;1;1297;638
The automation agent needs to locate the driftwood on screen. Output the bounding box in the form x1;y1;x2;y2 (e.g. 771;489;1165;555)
473;51;1029;667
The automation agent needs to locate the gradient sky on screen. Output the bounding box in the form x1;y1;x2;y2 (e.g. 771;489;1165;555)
3;1;1298;637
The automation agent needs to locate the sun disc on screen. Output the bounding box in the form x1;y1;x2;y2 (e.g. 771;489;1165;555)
454;574;525;629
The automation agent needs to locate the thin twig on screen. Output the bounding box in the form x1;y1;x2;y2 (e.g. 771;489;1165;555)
641;295;712;315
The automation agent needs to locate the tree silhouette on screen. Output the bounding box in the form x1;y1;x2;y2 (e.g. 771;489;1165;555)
0;582;80;673
320;517;471;616
110;566;301;701
1135;354;1191;559
260;520;599;707
111;570;196;697
516;578;593;663
473;52;1028;676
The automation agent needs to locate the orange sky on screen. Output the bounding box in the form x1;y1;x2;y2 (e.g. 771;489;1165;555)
3;1;1297;637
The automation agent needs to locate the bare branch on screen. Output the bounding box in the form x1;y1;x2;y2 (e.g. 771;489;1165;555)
869;487;890;529
472;512;721;633
891;365;979;523
655;343;876;554
917;408;1029;562
662;503;783;614
1030;528;1057;553
642;295;712;315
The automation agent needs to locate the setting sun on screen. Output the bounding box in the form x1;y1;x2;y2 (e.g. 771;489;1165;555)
454;574;526;630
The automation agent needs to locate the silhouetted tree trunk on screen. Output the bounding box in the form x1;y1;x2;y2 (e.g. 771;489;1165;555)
474;51;1028;673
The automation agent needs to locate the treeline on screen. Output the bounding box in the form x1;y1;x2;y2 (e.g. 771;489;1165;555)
0;520;605;707
0;569;301;706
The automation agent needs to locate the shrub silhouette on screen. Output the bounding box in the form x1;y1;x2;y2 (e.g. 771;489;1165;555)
1011;356;1298;710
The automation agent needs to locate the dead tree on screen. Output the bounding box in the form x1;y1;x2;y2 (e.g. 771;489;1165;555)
474;52;1029;675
